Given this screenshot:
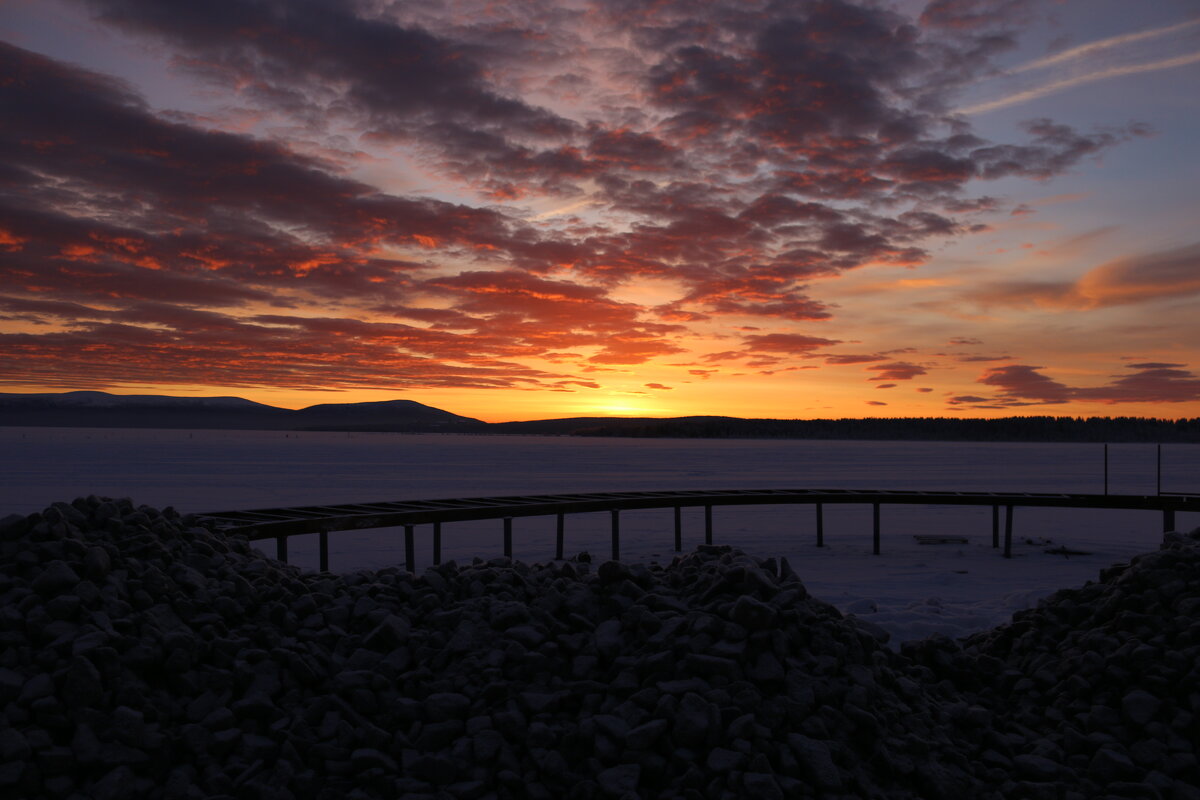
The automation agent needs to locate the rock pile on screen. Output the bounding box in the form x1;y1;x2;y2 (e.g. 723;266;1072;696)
0;496;1197;799
906;529;1200;800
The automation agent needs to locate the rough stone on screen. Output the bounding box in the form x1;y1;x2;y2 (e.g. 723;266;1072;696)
596;763;640;796
61;655;105;708
1013;753;1060;782
1089;747;1137;783
788;733;843;790
31;560;80;596
743;771;784;800
1122;689;1162;727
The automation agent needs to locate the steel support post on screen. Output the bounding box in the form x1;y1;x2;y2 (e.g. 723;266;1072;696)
872;503;880;555
611;510;620;561
404;525;415;573
1003;506;1014;559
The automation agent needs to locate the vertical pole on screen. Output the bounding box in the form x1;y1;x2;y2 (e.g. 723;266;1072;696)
611;510;620;561
433;522;442;566
503;517;512;559
991;505;999;549
1104;443;1109;495
872;503;880;555
1003;506;1013;559
704;505;713;545
404;525;415;573
1157;444;1162;496
816;503;824;547
556;513;565;560
276;535;287;563
1164;509;1175;533
673;506;682;552
319;531;329;572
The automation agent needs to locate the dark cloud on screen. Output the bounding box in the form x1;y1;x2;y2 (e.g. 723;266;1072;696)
78;0;572;141
957;355;1010;362
1074;365;1200;404
586;126;682;173
979;364;1073;402
975;363;1200;405
919;0;1035;31
969;119;1151;181
823;354;887;365
0;42;561;285
868;362;929;381
741;333;843;355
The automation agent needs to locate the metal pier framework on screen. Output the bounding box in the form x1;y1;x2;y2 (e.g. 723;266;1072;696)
193;488;1200;573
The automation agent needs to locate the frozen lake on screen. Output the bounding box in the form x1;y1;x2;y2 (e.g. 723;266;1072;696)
3;427;1197;643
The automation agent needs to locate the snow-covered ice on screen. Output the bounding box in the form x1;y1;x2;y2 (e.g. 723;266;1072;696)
3;426;1197;646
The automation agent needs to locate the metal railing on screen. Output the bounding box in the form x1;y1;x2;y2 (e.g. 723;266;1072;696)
193;488;1200;573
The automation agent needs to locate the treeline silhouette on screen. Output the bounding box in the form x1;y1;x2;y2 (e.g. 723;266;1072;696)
522;415;1200;442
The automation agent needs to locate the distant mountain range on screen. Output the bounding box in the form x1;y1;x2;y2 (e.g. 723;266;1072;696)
2;391;1198;442
0;391;484;432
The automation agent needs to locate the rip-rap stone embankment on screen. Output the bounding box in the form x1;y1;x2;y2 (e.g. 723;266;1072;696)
1;496;1197;799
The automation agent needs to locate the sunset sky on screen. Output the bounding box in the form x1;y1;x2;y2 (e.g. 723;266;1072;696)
2;0;1198;422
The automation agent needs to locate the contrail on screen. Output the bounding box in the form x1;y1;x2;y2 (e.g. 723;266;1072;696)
1011;17;1200;74
961;51;1200;115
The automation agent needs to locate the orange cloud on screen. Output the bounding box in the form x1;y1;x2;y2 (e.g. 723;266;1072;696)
969;243;1200;310
0;229;28;251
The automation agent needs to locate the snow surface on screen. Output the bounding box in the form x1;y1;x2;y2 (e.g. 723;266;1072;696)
3;427;1197;647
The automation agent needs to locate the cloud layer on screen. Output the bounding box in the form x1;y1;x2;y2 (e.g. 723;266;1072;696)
0;0;1194;415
